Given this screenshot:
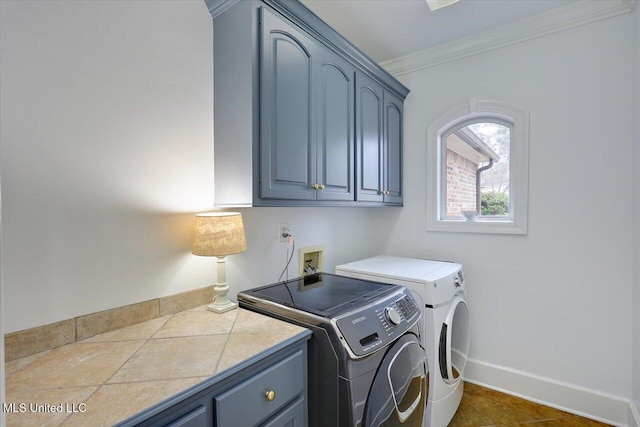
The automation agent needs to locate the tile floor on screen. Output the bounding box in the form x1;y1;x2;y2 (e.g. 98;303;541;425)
450;382;611;426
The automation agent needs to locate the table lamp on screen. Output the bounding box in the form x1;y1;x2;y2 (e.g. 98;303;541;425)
192;212;247;313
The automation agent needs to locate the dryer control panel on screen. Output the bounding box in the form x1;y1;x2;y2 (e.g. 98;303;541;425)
333;288;421;358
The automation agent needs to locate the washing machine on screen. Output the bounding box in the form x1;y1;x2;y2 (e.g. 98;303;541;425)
336;256;470;427
238;272;428;427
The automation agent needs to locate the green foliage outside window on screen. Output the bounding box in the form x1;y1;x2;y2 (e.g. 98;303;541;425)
481;191;509;215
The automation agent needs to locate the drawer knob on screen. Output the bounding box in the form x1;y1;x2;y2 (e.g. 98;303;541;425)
265;390;276;402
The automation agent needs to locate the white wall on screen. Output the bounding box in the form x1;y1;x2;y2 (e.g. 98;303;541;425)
632;1;640;422
0;0;380;333
230;207;381;290
2;1;637;422
0;129;5;426
0;0;215;333
374;12;634;405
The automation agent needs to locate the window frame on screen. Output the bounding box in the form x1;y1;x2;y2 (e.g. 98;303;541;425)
426;98;529;235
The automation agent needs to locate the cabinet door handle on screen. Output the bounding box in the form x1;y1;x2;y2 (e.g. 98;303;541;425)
312;184;319;190
319;184;325;190
265;390;276;402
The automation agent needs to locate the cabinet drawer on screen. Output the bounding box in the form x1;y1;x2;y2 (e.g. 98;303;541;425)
215;350;305;426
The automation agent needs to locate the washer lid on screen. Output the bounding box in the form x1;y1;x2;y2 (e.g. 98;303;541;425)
336;255;461;285
239;273;398;318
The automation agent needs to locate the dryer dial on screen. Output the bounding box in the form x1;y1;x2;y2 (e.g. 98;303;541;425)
385;307;402;326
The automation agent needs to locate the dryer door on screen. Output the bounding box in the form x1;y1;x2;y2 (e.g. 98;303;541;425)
438;296;470;385
363;334;427;427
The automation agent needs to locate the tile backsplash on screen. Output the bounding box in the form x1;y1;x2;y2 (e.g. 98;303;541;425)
4;286;214;361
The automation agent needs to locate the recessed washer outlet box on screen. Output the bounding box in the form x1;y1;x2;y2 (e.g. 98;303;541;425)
299;245;325;276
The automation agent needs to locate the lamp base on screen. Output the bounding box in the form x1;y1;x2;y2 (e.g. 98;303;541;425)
207;298;237;313
206;256;238;314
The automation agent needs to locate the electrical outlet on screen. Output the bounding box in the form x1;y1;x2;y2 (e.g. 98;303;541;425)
279;222;289;242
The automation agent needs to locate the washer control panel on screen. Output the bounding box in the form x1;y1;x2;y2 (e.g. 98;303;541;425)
395;294;419;319
385;307;402;325
333;288;421;358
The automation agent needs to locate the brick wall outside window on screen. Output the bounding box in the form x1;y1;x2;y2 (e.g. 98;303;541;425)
446;149;477;216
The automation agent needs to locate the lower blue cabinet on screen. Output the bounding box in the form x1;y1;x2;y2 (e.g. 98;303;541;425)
262;396;306;427
164;406;208;427
215;350;305;426
118;336;309;427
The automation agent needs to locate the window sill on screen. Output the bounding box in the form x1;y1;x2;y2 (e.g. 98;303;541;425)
427;218;527;235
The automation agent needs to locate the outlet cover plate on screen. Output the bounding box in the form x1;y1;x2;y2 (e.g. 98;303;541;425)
279;222;289;242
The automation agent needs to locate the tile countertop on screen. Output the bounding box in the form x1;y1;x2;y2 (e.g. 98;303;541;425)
4;305;309;427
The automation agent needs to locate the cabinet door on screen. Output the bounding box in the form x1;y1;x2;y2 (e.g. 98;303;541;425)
216;350;305;427
260;7;317;200
355;72;384;202
316;52;355;201
383;91;403;204
261;396;306;427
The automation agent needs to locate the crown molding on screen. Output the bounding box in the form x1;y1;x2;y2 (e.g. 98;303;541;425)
381;0;636;76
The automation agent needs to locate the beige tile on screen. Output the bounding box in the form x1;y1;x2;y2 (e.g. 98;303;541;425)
5;386;97;427
152;309;237;338
215;331;300;374
231;308;307;336
185;304;210;312
5;350;51;375
81;316;170;343
158;286;214;317
213;310;308;374
75;300;159;341
6;341;144;392
62;378;207;427
108;335;228;383
4;319;75;361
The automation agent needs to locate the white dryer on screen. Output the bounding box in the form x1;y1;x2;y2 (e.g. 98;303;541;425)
336;255;470;427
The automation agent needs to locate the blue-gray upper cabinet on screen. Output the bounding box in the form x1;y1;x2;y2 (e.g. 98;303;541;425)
356;72;403;205
259;8;355;202
315;50;355;201
355;72;384;202
260;7;318;201
384;91;403;204
206;0;407;207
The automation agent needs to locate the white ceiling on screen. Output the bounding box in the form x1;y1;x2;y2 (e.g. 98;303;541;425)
300;0;575;63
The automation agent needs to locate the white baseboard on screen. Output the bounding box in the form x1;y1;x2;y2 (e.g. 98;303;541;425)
629;401;640;427
465;358;633;427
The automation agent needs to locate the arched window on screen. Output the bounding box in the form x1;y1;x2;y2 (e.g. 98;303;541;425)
427;99;529;234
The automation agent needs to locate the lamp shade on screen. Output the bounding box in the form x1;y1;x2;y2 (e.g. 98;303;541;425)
192;212;247;257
